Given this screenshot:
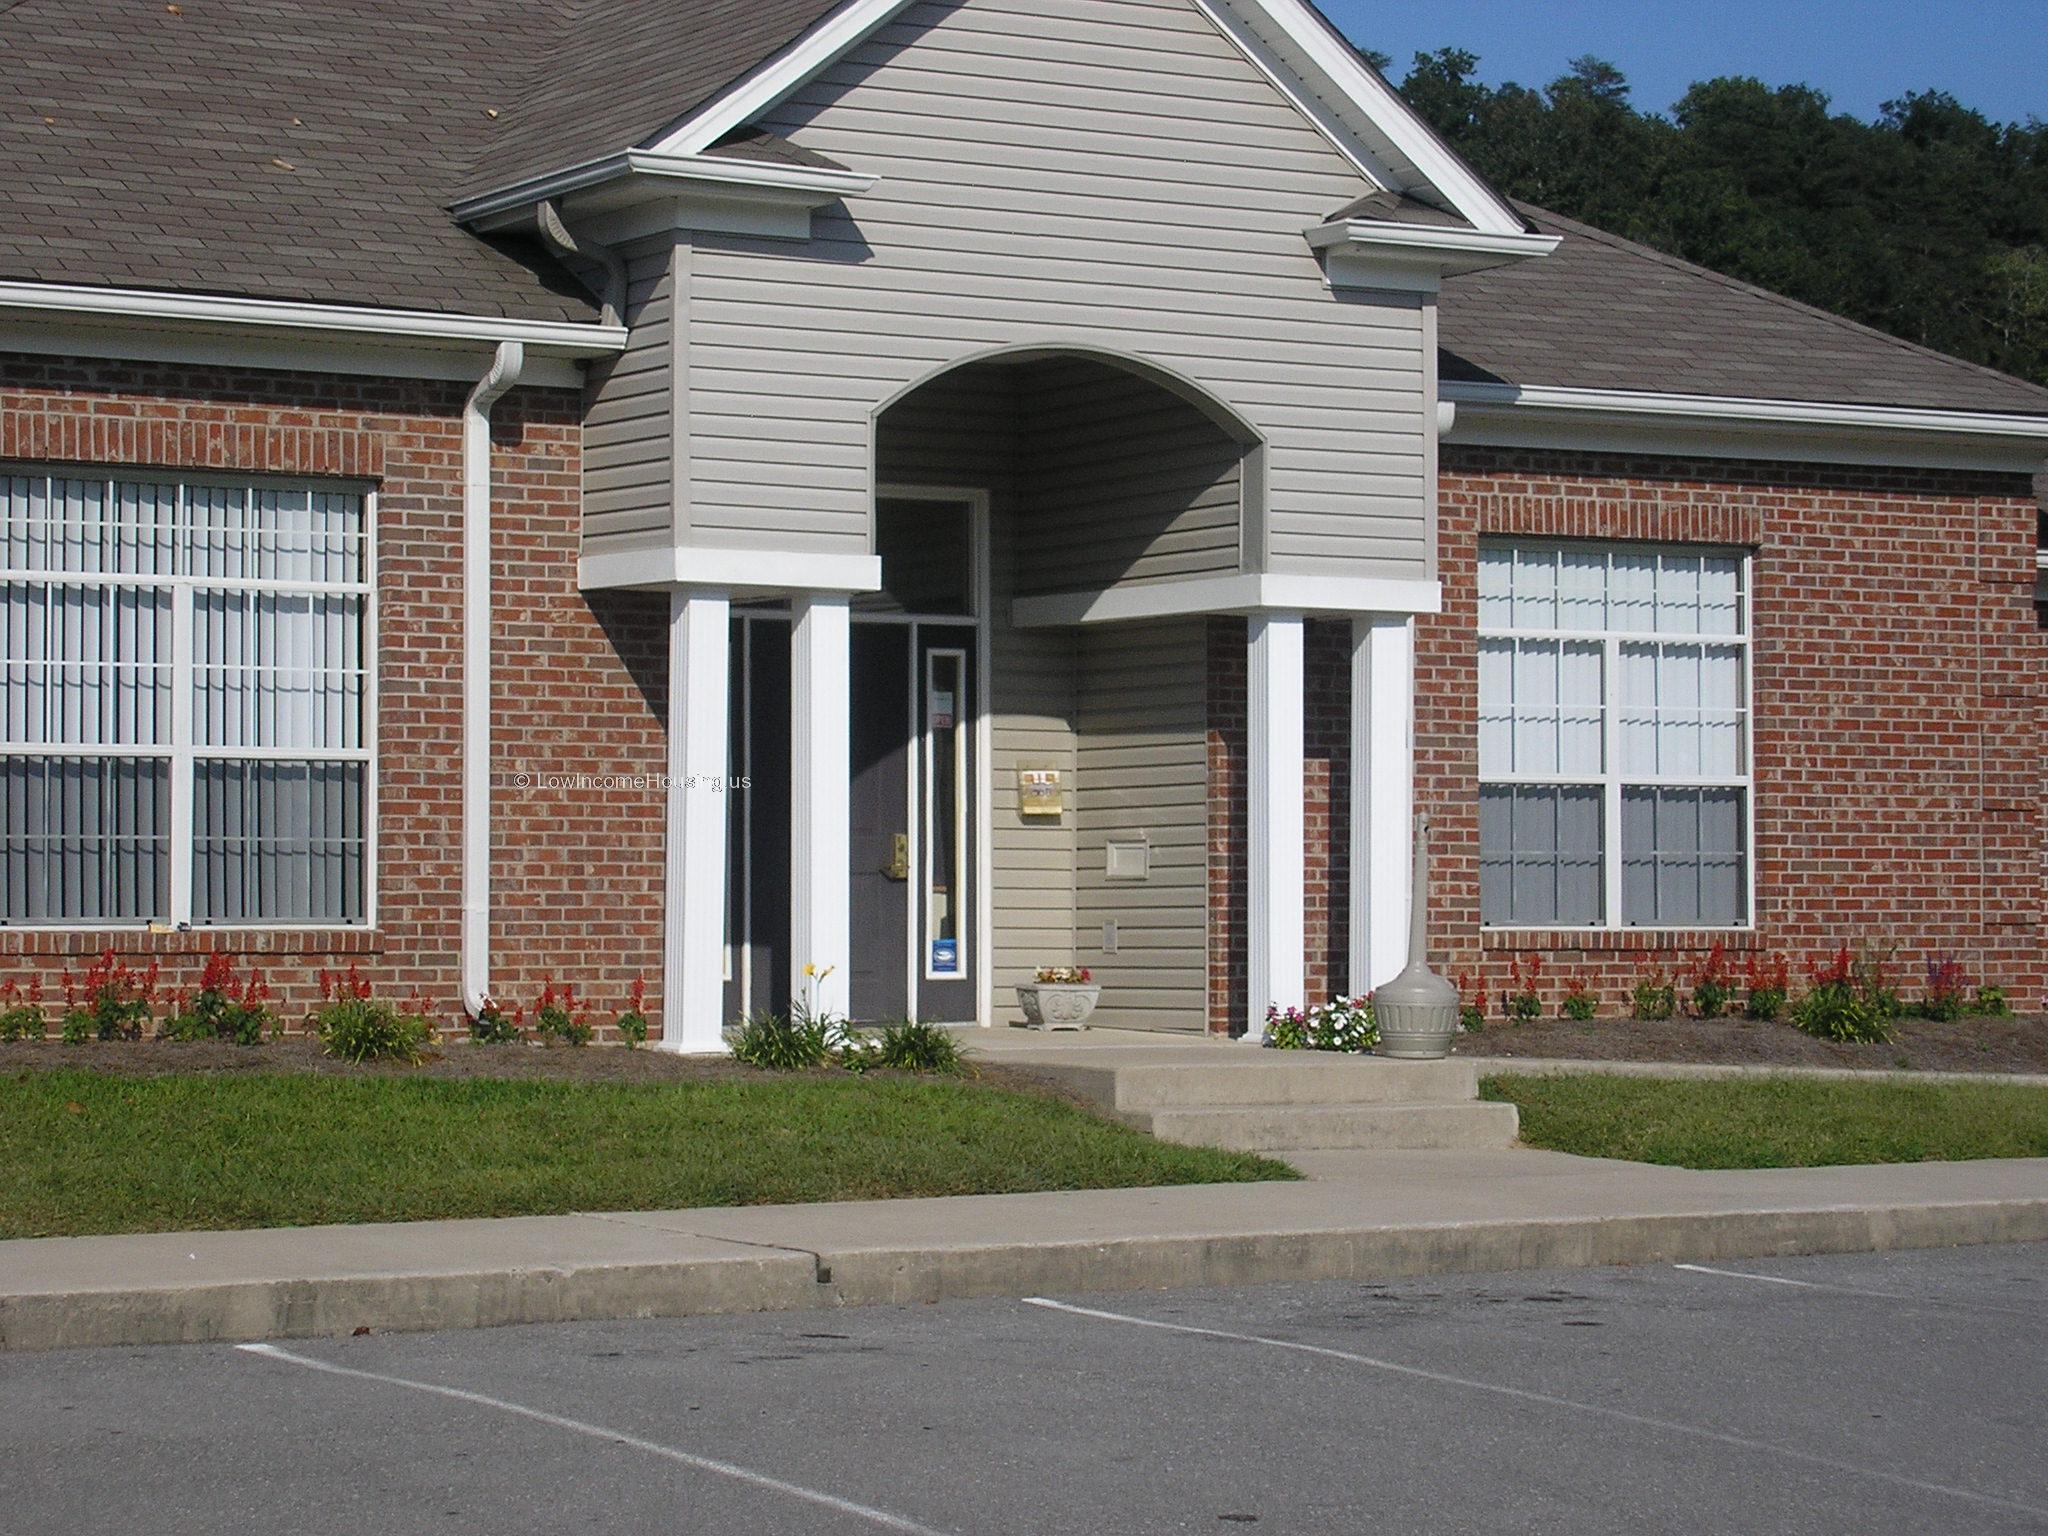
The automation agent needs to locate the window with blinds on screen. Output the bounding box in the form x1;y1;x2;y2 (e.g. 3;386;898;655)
1;472;371;926
1478;541;1751;929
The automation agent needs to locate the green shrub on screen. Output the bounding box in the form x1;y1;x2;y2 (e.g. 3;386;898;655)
1686;942;1735;1020
1917;956;1969;1023
1853;942;1903;1021
1631;964;1677;1021
532;979;593;1047
160;954;272;1046
468;997;521;1046
869;1020;963;1074
60;950;159;1041
1453;974;1484;1032
615;977;651;1048
1970;985;2012;1018
0;979;46;1042
1743;952;1790;1021
1502;955;1543;1021
313;966;430;1064
1559;974;1598;1021
1790;947;1894;1044
730;1010;833;1071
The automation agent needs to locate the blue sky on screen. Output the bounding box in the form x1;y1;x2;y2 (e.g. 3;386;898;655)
1319;0;2046;124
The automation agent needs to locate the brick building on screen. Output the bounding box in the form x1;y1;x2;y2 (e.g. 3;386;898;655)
2;0;2043;1043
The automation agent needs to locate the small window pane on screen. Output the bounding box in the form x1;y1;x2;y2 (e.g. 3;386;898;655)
1610;553;1656;632
1477;639;1513;775
1657;556;1702;634
1480;784;1603;926
0;756;169;923
1558;550;1607;632
194;760;366;925
195;591;365;750
1622;786;1746;926
862;499;972;616
1;583;170;747
1512;547;1557;630
1700;557;1742;635
1477;547;1514;629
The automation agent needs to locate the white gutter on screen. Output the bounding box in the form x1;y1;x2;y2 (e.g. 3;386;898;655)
1441;381;2048;441
453;150;878;226
0;280;625;356
1306;220;1560;275
462;341;526;1017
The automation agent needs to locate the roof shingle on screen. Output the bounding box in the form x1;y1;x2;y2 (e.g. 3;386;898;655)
1441;205;2048;417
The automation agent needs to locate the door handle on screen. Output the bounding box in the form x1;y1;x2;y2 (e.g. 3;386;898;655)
881;833;910;881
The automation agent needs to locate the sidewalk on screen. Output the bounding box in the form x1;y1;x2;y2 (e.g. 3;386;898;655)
6;1146;2047;1352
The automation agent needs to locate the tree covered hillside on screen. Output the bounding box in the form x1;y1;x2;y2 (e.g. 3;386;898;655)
1368;48;2048;388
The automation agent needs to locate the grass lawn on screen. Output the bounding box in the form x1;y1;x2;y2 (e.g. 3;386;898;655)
0;1070;1293;1239
1483;1072;2048;1170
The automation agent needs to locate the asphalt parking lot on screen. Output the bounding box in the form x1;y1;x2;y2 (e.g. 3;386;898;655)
4;1242;2044;1535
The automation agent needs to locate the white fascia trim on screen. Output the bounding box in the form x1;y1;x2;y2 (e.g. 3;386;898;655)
1308;221;1559;281
1012;571;1442;628
1187;0;1400;190
0;280;625;357
654;0;924;155
1445;381;2048;471
454;150;877;225
1215;0;1527;236
581;542;884;596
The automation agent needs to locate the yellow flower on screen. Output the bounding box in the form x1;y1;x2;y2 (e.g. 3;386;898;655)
803;963;816;978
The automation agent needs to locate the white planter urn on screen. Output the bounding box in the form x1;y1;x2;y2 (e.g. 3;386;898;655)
1016;983;1101;1031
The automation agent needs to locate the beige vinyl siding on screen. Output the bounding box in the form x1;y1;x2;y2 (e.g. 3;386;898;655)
1073;618;1209;1030
582;241;677;550
1013;357;1245;593
682;0;1433;574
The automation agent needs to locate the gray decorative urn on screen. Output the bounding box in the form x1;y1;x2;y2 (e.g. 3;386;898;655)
1372;814;1462;1059
1016;983;1101;1031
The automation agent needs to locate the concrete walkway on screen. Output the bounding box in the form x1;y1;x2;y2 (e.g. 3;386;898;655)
7;1145;2047;1352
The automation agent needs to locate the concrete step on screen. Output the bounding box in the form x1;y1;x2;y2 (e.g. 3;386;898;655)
1021;1055;1482;1114
1134;1099;1520;1154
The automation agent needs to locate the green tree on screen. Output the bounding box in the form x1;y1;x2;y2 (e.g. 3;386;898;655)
1380;46;2048;385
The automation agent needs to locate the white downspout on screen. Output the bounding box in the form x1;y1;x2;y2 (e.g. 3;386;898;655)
462;341;526;1016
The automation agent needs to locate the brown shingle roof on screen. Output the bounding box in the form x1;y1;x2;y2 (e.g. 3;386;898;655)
0;0;591;322
1441;204;2048;417
460;0;848;198
3;2;2044;424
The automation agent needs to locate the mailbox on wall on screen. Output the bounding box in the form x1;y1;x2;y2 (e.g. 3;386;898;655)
1018;766;1063;818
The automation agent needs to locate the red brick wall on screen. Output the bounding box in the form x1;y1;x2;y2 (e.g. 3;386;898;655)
1208;448;2047;1025
0;354;669;1038
1426;448;2044;1017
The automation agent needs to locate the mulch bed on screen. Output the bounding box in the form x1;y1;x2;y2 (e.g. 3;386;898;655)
1456;1013;2048;1075
0;1035;1084;1102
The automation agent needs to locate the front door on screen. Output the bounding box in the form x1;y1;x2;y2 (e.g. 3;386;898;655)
845;621;980;1023
849;625;912;1019
729;495;984;1026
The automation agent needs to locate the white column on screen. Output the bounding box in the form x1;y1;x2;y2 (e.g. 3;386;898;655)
1351;615;1416;994
662;588;732;1054
790;593;852;1020
1246;612;1306;1036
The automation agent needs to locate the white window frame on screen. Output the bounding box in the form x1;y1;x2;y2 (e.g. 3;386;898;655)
1478;539;1755;932
0;467;377;930
920;645;970;983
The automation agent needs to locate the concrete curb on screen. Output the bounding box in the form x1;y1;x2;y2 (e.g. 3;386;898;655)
8;1192;2047;1353
1461;1057;2048;1087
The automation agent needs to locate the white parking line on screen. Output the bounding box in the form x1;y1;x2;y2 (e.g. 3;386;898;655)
1022;1297;2048;1524
236;1343;949;1536
1674;1262;2037;1316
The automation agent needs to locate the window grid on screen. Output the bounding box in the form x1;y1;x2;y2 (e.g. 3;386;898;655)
0;472;374;928
1479;542;1753;930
